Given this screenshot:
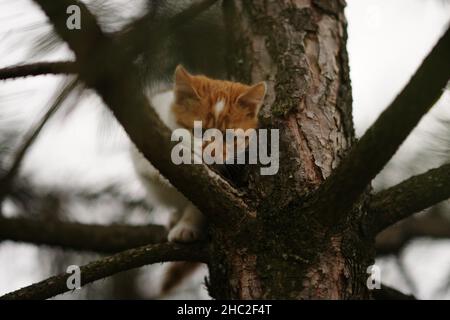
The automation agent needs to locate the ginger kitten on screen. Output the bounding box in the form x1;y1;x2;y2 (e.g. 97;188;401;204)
132;65;266;242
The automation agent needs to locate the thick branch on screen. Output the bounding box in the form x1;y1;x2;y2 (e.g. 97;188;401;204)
370;163;450;233
0;61;76;80
0;242;208;300
32;0;250;224
313;27;450;225
376;213;450;256
0;216;167;253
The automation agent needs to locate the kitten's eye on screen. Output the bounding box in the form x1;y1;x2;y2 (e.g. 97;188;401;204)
185;98;198;107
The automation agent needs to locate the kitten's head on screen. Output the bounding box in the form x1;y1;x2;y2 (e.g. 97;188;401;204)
172;65;266;161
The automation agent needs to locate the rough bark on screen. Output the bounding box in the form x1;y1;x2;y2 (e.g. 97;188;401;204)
207;0;372;299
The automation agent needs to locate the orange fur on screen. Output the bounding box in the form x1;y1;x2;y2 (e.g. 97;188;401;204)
172;65;265;134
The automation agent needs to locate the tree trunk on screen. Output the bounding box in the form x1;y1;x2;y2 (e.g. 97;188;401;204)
206;0;374;299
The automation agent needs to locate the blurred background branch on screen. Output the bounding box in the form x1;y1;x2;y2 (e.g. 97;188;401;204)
0;215;167;253
376;210;450;256
0;61;76;80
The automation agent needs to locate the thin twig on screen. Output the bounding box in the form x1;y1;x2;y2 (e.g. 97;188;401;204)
0;61;76;80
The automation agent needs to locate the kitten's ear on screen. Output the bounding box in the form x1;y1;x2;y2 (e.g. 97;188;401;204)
174;65;200;102
237;82;267;116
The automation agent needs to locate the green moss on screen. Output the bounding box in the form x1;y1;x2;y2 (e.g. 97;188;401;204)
271;101;296;116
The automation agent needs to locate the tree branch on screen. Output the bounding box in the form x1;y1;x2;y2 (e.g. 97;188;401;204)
31;0;250;225
0;242;208;300
0;216;167;253
370;163;450;234
375;212;450;256
0;61;76;80
312;27;450;226
372;285;416;300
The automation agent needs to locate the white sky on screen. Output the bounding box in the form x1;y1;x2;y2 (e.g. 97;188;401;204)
0;0;449;299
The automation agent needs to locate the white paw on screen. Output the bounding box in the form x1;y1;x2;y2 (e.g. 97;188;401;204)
168;222;203;243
